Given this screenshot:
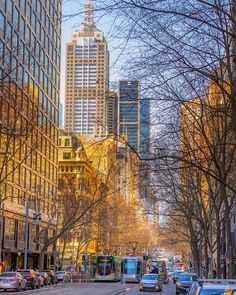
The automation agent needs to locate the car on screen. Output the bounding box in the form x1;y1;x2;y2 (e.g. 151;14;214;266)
17;269;40;289
56;271;70;282
36;272;45;287
188;279;236;295
187;281;200;295
173;271;184;284
176;273;197;294
43;270;58;284
39;271;51;285
139;273;163;292
0;272;27;292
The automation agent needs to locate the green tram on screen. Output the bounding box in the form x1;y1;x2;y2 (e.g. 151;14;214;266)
95;255;120;281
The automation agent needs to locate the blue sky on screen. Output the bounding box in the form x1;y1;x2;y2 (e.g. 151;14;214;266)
61;0;127;103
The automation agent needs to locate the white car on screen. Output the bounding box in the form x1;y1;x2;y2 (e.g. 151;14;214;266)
139;274;163;292
0;272;27;292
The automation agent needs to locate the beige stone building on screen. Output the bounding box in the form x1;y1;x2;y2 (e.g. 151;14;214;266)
64;0;109;137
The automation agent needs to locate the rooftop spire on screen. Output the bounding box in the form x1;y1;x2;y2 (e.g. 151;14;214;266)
82;0;96;32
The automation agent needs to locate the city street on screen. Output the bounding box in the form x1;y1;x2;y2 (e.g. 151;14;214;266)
0;281;175;295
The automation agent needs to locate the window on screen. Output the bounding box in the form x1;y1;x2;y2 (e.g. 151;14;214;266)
18;221;25;241
5;217;16;240
63;152;71;160
0;12;5;34
64;138;70;146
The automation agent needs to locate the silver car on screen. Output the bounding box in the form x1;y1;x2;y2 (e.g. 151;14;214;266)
139;274;163;292
0;272;27;292
56;271;69;282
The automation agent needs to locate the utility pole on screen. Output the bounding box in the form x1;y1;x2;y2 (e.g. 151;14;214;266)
24;199;29;269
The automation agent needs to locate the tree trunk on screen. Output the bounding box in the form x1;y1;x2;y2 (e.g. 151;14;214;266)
204;235;209;278
61;241;67;270
39;251;45;271
216;217;221;279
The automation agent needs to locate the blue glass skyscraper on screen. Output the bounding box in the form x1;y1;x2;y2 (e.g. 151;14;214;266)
118;80;140;153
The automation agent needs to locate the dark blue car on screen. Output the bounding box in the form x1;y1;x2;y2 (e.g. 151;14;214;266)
176;273;198;295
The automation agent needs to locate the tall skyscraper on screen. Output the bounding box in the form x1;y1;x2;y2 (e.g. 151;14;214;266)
64;0;109;136
0;0;61;269
118;80;140;153
140;99;150;158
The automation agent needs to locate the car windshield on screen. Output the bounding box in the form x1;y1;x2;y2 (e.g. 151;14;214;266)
200;289;236;295
0;273;16;277
143;274;158;280
175;272;182;276
179;274;197;281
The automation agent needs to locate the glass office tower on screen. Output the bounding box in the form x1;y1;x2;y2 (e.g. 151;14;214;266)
118;80;140;153
0;0;61;269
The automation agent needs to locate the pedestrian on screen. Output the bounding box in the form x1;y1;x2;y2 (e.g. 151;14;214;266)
213;269;217;279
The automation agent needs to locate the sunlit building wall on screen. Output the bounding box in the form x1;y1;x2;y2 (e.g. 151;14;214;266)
0;0;61;270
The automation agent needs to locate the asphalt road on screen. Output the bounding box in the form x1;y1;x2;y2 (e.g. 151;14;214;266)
0;280;176;295
124;281;175;295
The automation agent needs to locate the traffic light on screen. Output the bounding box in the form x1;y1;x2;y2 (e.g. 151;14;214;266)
33;213;42;225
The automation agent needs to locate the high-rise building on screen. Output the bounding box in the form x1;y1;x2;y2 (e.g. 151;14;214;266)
107;91;118;135
59;101;63;128
64;0;109;136
140;99;150;158
0;0;61;269
118;80;140;153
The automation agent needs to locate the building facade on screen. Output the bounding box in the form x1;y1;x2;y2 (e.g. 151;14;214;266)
64;0;109;136
107;91;118;135
58;132;100;269
118;80;141;154
0;0;61;270
140;99;150;159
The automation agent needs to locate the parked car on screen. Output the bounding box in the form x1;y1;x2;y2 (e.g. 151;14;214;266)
187;282;200;295
43;270;58;284
17;269;40;289
176;273;198;295
36;272;45;287
188;279;236;295
139;273;163;292
0;272;27;292
39;271;51;285
56;271;70;282
173;271;184;284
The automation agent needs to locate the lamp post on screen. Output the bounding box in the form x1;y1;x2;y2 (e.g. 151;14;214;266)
0;151;10;264
24;197;29;269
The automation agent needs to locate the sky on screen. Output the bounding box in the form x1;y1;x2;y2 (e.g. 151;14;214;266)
60;0;127;104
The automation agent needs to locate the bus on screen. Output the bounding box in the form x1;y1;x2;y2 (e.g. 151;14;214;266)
121;256;146;283
95;255;120;281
